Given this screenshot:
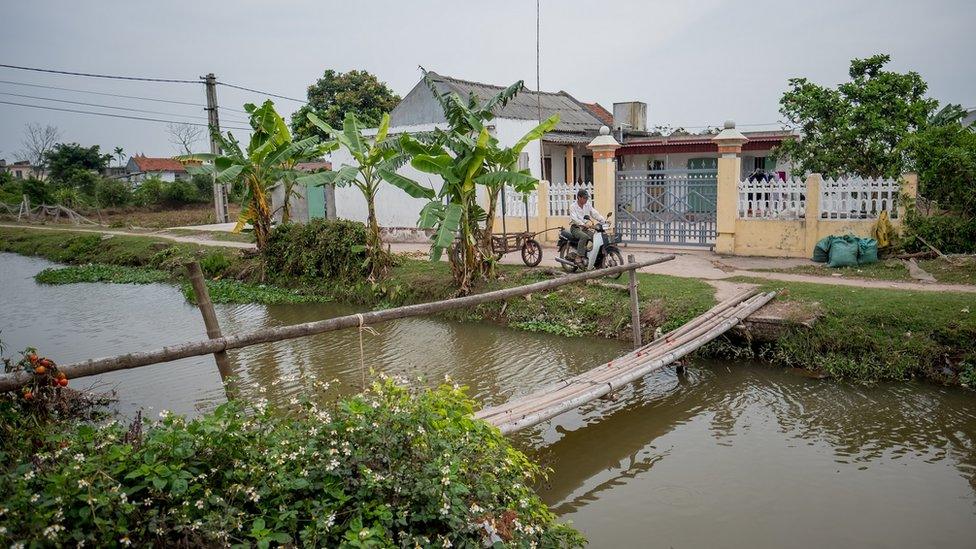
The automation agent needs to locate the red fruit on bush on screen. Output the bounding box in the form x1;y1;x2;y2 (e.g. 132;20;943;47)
34;366;46;375
23;391;33;400
58;378;68;387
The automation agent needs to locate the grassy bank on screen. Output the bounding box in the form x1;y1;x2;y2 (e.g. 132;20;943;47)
0;226;714;340
2;225;974;387
754;257;976;285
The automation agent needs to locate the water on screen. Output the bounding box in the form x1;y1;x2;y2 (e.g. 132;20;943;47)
2;252;974;546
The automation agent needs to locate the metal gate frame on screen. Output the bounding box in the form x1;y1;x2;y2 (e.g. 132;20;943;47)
614;168;718;246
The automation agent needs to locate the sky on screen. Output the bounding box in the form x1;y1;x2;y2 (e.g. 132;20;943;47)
1;0;973;163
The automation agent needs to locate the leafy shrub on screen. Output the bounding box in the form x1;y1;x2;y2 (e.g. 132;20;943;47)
161;179;199;205
904;210;976;254
264;219;369;281
35;264;170;285
51;186;85;208
191;174;215;200
132;176;165;207
200;250;232;278
94;178;132;207
0;378;583;547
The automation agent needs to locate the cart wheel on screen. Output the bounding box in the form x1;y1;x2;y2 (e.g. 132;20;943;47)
521;239;543;267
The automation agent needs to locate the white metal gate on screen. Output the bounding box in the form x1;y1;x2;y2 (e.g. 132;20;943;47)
615;168;718;246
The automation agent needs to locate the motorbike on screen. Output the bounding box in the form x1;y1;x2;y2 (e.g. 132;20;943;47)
554;213;624;279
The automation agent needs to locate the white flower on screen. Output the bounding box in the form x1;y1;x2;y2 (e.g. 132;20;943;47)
441;477;450;486
23;470;35;481
43;524;64;540
120;535;132;546
158;410;170;419
77;479;90;489
469;503;483;514
0;526;7;535
359;528;370;539
441;536;453;548
73;453;85;463
195;500;204;509
30;494;40;503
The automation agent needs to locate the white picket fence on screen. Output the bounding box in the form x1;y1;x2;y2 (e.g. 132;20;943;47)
820;177;900;219
738;177;807;219
548;181;594;217
496;186;538;218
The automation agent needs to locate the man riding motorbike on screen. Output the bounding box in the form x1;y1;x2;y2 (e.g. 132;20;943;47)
568;189;605;267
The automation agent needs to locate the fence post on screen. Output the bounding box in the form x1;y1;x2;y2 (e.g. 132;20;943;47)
587;126;620;223
899;172;918;221
803;173;823;256
185;261;232;381
536;179;551;241
712;121;748;255
627;254;642;349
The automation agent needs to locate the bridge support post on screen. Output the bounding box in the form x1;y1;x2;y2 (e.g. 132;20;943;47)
627;254;642;349
186;261;233;383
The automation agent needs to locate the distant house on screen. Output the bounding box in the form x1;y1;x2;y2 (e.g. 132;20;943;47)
963;107;976;128
0;159;46;180
125;155;191;184
332;71;608;227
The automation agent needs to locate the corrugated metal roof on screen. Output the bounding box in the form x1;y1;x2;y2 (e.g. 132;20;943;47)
426;72;604;134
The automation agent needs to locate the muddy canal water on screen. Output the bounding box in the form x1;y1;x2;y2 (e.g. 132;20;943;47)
2;252;974;547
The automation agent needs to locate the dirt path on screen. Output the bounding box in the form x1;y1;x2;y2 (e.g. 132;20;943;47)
0;223;256;250
4;223;974;294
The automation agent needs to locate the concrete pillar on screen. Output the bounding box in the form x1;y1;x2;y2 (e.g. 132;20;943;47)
898;172;918;221
712;121;748;255
803;173;823;255
587;126;620;221
566;146;575;185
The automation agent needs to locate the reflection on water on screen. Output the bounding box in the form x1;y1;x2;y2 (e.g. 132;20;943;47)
2;252;975;547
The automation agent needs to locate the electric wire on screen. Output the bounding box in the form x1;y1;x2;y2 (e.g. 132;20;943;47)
0;63;200;84
0;90;249;124
0;99;251;130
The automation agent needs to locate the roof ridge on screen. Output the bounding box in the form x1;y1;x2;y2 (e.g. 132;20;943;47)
427;70;573;98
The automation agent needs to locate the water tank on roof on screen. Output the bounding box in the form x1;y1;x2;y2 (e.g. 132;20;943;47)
613;102;647;132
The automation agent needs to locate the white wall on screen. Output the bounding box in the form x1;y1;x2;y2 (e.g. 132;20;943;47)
332;118;546;228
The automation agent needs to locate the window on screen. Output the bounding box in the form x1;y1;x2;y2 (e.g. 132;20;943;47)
542;157;552;181
582;155;593;183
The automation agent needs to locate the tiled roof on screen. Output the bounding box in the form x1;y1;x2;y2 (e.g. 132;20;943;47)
131;156;187;173
295;161;332;172
584;102;614;127
425;72;605;134
618;130;796;156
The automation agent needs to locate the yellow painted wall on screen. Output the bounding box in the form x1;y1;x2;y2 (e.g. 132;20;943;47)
731;217;900;258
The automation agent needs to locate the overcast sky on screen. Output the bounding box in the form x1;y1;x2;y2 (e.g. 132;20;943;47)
1;0;973;162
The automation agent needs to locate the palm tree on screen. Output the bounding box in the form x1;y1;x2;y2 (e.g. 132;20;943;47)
114;147;125;168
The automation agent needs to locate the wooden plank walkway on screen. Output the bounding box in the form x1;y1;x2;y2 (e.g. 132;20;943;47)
476;289;776;434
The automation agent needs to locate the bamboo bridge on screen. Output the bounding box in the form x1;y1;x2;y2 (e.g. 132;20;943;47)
0;256;775;436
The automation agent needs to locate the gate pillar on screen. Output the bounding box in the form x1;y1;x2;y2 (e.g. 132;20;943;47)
712;121;748;255
587;126;620;220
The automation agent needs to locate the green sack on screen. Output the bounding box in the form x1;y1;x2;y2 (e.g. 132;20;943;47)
827;236;859;268
812;236;833;263
857;237;879;265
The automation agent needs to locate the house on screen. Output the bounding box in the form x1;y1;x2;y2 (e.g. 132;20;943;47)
331;71;608;228
0;159;46;180
963;106;976;128
125;155;192;184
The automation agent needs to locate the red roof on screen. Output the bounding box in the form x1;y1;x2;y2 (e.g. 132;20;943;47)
295;161;332;172
617;131;795;156
583;102;614;127
131;156;187;173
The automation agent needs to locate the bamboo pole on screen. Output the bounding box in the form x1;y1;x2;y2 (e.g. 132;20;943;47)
0;255;677;392
186;261;232;381
627;254;642;349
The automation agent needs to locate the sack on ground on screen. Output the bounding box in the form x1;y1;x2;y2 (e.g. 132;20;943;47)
813;236;833;263
827;236;859;268
857;237;879;265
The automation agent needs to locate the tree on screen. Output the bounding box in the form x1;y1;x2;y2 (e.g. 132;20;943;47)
901;112;976;216
181;100;331;251
775;54;937;178
19;123;61;168
166;123;204;156
395;70;557;293
43;143;111;185
300;112;433;280
290;70;400;141
113;146;125;168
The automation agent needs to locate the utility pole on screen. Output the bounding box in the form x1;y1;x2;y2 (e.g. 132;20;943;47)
202;73;229;223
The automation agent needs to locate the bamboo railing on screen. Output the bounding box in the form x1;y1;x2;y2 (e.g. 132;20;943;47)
0;255;675;393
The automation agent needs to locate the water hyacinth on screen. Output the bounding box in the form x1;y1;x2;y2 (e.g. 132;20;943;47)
1;376;584;547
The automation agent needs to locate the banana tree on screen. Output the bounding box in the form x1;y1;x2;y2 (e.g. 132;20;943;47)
396;71;559;293
181;100;333;251
298;111;435;280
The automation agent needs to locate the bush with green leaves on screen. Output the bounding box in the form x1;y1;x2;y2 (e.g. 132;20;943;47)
161;179;200;205
904;209;976;254
132;176;165;207
0;378;584;547
264;219;370;282
94;178;133;207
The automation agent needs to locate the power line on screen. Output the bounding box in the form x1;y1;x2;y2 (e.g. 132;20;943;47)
217;81;307;104
0;78;207;107
0;99;252;130
0;90;250;124
0;63;200;84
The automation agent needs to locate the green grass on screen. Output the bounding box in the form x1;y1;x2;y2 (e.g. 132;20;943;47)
35;264;170;285
728;276;976;382
165;228;256;243
181;279;333;305
755;257;976;285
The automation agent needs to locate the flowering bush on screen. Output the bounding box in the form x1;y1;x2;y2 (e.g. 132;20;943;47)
0;377;584;547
